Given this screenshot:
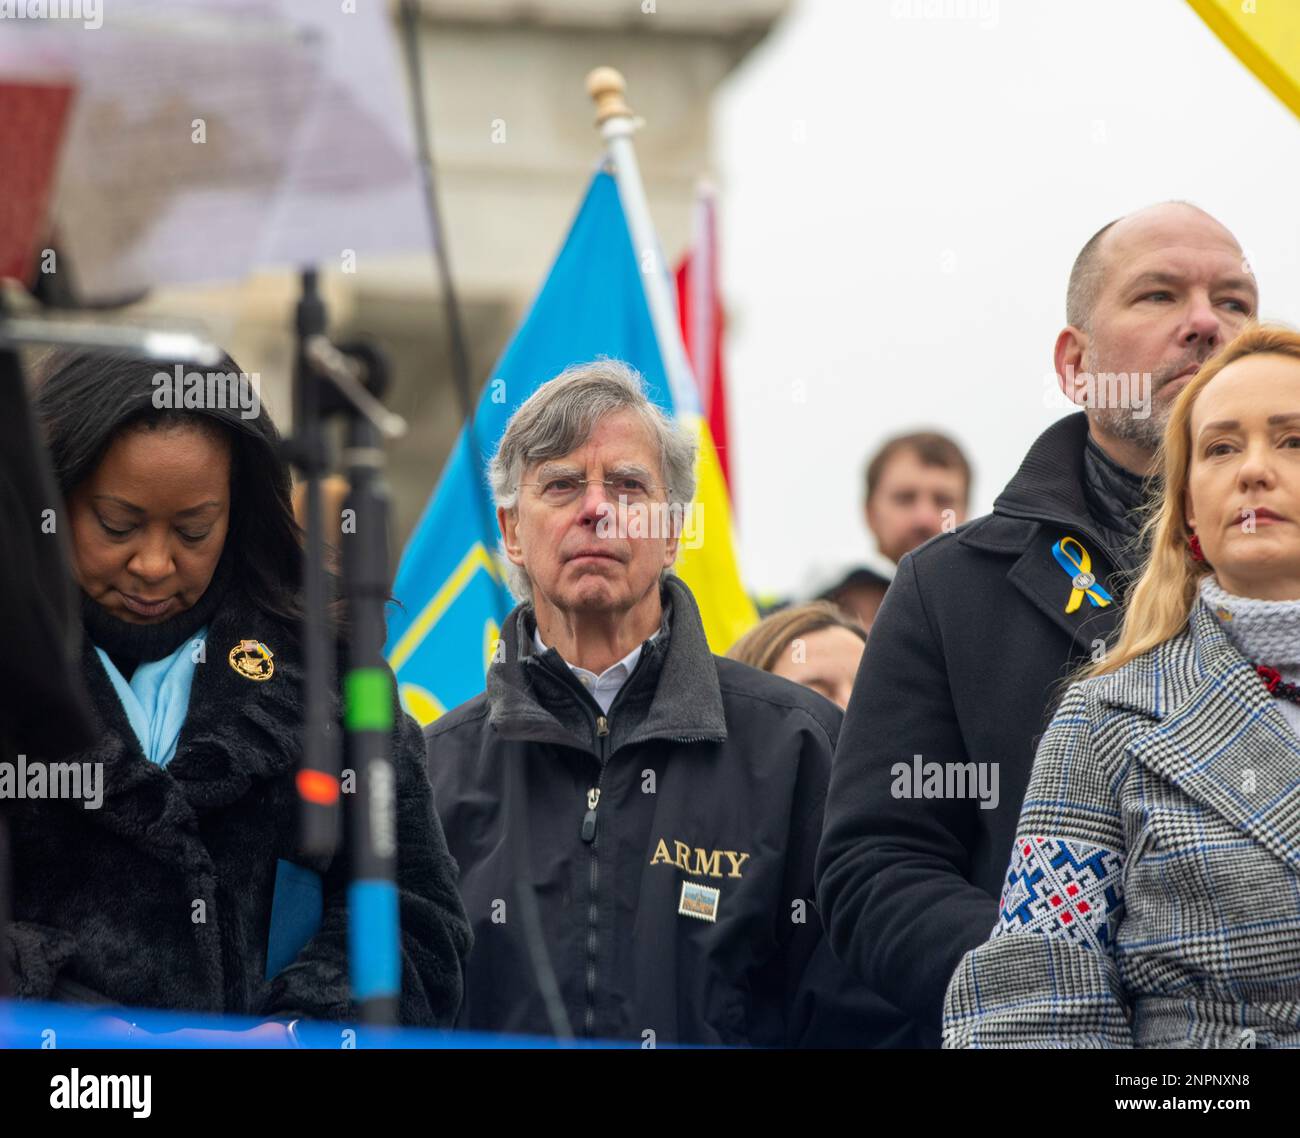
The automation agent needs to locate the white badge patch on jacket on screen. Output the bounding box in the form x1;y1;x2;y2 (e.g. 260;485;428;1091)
679;880;720;923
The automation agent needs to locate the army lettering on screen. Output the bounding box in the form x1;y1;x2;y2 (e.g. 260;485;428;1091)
650;837;749;878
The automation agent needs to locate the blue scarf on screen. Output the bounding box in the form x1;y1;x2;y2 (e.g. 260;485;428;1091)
94;629;208;767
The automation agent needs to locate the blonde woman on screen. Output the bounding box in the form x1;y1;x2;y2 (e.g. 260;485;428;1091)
943;324;1300;1048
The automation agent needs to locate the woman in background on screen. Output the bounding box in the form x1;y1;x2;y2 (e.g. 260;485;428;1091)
728;601;867;710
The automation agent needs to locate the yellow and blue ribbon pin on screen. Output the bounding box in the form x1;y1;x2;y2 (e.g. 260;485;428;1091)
1051;535;1113;614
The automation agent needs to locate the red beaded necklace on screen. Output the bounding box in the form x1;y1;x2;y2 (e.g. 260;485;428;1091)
1254;665;1300;704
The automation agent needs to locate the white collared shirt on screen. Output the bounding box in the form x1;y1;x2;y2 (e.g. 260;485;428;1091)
532;626;653;715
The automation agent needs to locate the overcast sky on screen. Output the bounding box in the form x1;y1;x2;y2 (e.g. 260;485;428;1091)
715;0;1300;599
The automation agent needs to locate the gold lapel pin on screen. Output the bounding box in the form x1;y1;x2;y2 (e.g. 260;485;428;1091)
229;639;275;682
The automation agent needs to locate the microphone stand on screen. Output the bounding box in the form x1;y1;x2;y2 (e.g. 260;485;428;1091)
289;269;341;863
285;270;406;1026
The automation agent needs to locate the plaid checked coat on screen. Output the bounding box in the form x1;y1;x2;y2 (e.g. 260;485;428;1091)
942;598;1300;1048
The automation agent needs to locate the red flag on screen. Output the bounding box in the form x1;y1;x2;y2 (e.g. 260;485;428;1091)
675;185;734;500
0;80;76;287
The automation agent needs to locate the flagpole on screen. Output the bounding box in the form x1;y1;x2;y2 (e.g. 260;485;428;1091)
586;67;700;418
688;180;717;420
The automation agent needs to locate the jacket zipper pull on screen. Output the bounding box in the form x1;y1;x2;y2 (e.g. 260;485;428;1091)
596;715;609;737
581;787;601;843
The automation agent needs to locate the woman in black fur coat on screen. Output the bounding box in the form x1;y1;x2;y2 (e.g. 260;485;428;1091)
5;350;471;1036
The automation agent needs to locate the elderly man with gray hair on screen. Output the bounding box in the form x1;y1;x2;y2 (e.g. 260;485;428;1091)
424;359;914;1046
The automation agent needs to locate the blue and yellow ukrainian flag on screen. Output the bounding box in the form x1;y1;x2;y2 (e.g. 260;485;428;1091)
385;170;756;725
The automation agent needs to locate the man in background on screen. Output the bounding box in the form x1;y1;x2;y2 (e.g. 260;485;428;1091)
821;431;971;628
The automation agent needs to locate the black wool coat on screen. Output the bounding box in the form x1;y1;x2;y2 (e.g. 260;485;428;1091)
816;412;1133;1043
5;587;471;1026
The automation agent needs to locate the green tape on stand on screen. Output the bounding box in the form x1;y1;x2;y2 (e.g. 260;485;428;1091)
345;668;393;731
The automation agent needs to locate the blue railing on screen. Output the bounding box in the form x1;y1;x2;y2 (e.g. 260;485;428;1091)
0;1000;637;1048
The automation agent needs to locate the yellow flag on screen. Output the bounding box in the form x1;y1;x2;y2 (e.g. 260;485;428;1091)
1187;0;1300;119
673;415;758;655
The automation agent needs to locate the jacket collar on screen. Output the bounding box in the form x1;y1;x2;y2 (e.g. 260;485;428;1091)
1097;600;1300;876
992;412;1100;538
954;412;1128;652
485;575;728;755
69;590;313;856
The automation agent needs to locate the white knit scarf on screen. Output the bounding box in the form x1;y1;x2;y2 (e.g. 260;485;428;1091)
1199;574;1300;668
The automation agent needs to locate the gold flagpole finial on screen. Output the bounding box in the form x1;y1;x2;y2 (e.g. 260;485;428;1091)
586;66;633;125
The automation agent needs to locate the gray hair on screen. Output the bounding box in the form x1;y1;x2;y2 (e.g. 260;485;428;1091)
489;358;698;602
1065;218;1120;333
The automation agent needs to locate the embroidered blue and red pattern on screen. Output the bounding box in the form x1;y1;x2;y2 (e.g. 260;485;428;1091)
995;835;1124;950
